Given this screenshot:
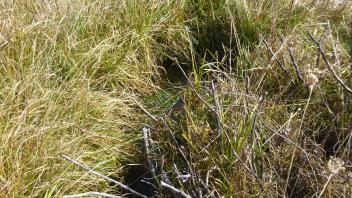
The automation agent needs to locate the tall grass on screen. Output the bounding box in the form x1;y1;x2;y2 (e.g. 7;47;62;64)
146;0;352;197
0;0;193;197
0;0;351;197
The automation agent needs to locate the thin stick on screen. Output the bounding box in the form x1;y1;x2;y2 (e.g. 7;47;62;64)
260;35;289;74
63;192;121;198
232;150;264;192
288;46;305;83
142;127;156;177
0;40;9;49
249;95;265;183
284;0;295;35
132;97;158;122
161;181;192;198
174;59;217;115
318;174;334;198
244;75;250;116
159;118;193;173
62;155;148;198
308;32;352;93
316;23;329;68
284;86;313;194
211;80;222;139
251;95;265;139
174;59;230;150
159;118;198;192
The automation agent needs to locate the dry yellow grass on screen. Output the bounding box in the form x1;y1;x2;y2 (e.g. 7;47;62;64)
0;0;193;197
0;0;352;197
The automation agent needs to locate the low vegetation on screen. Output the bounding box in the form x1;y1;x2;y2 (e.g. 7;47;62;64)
0;0;351;197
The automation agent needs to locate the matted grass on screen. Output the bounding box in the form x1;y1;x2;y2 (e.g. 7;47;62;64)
0;0;351;197
0;0;193;197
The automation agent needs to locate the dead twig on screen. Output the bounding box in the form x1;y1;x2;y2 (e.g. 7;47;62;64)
174;59;217;115
318;173;334;198
166;96;185;116
63;192;121;198
288;45;305;83
0;40;9;49
308;32;352;93
232;150;265;192
174;59;228;148
62;155;148;198
159;117;195;179
250;95;265;182
316;23;329;68
284;87;314;194
211;80;222;140
159;117;199;195
251;95;265;139
161;181;192;198
142;127;156;177
260;35;289;74
132;97;158;122
244;74;250;116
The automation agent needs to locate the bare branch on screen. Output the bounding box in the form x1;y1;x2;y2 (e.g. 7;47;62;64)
132;97;158;122
308;32;352;93
62;155;148;198
211;80;222;140
166;96;185;115
260;35;289;74
173;59;217;115
159;118;198;190
318;174;334;198
161;181;192;198
232;150;264;192
159;118;192;171
288;46;305;83
142;127;156;177
0;40;9;49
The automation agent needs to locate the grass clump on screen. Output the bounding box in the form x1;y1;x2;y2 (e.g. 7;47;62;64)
0;0;193;197
1;0;352;197
143;0;352;197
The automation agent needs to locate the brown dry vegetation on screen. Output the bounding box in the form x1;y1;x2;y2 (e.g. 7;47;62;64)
0;0;352;197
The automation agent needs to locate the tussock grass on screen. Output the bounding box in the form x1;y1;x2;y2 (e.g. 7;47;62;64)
1;0;352;197
0;0;193;197
146;0;352;197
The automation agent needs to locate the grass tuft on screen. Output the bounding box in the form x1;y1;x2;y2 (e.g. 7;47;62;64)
1;0;352;197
